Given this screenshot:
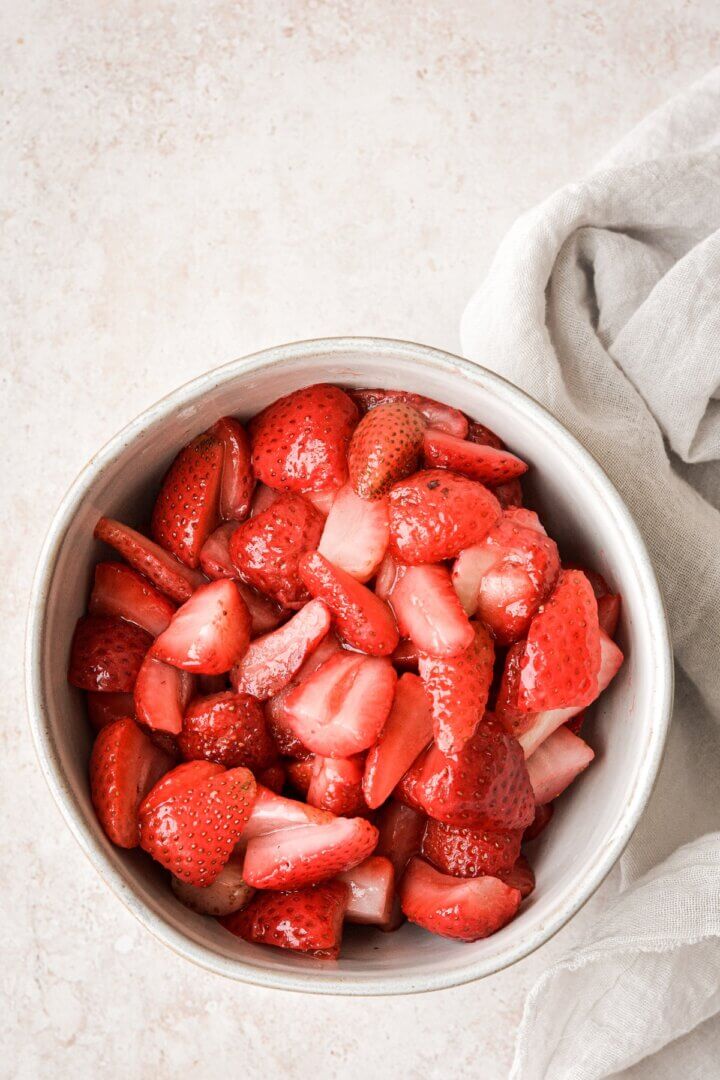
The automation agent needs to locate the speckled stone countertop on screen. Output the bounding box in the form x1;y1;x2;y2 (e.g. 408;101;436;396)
3;2;718;1076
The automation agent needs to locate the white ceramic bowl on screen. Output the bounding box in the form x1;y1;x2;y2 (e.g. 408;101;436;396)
26;337;672;995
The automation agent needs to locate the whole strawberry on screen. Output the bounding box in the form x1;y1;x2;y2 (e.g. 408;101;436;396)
348;402;426;499
178;691;276;771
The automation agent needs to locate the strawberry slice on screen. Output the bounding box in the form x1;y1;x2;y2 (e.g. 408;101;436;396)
178;691;275;771
90;717;174;847
363;673;433;809
347;402;426;499
391;638;420;670
526;726;594;804
305;487;338;516
523;801;554;842
89;561;176;637
231;598;332;700
265;634;342;757
399;857;521;941
242;815;378;890
250;383;358;494
68;615;152;692
199;523;238;579
375;801;425;884
284;651;397;758
86;691;135;729
423;429;528;485
221;881;348;959
134;653;195;735
236;584;284;637
318;484;390;581
257;762;286;794
139;763;257;886
152;579;251;675
229;493;323;606
286;759;314;796
390;563;474;658
418;623;495;753
299;551;399;655
374;552;401;600
466;421;505;450
337;855;396;926
598;593;621;638
172;854;254;917
94;517;206;603
388;470;502;564
239;784;334;846
208;416;254;522
421;819;522;878
348;388;468;438
307;754;367;816
151;433;224;567
501;854;535;899
250;483;282;516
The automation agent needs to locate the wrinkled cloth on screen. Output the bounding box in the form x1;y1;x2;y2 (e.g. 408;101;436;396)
460;68;720;1079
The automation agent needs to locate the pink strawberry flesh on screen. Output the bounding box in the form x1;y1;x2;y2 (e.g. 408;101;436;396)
418;622;495;753
68;615;152;692
299;551;399;656
348;388;468;438
238;784;334;846
172;854;254;917
89;561;176;637
501;854;535;899
220;880;348;959
242;815;379;890
390;563;474;658
94;517;207;604
151;433;223;568
363;672;433;809
208;416;254;522
376;801;426;880
526;726;595;804
307;754;367;816
337;855;396;926
134;653;195;735
318;484;390;581
399;857;521;941
199;523;239;579
423;429;528;484
231;598;331;700
152;578;251;675
264;633;343;756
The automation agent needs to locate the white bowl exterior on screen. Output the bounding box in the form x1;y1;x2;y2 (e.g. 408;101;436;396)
26;338;672;994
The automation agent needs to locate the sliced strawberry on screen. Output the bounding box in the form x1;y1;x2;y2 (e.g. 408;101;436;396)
199;523;238;579
348;388;468;438
307;754;367;816
243;815;378;890
151;433;223;567
89;561;176;637
523;801;554;842
139;763;256;886
305;487;338;516
347;402;426;499
284;651;397;758
229;493;323;606
250;483;281;516
299;551;399;655
418;623;495;753
494;479;523;509
94;517;206;603
363;673;433;809
337;855;396;926
221;881;348;959
68;615;152;692
494;641;537;738
178;691;275;770
236;583;284;637
257;762;286;794
390;563;474;658
90;717;173;848
388;470;502;564
505;507;546;533
152;579;251;675
374;552;402;600
231;599;332;700
423;429;528;485
500;854;535;899
172;854;254;916
399;857;521;941
376;801;426;880
134;653;195;735
318;484;389;581
239;784;334;845
86;690;135;729
208;416;254;522
140;759;224;816
598;593;621;638
526;727;595;805
466;421;505;450
391;638;419;670
265;635;342;757
286;758;314;796
421;819;522;878
250;383;358;494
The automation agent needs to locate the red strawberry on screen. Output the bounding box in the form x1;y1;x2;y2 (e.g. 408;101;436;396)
243;815;378;890
152;579;251;675
86;691;135;730
141;760;224;815
388;470;502;564
89;561;176;637
598;593;621;638
390;563;474;658
376;801;425;880
374;552;402;600
337;855;396;927
348;388;468;438
495;641;537;738
421;820;522;878
139;763;257;886
423;429;528;485
363;673;433;809
299;551;399;655
500;854;535;899
229;493;323;606
307;754;367;816
208;416;254;521
221;881;348;959
494;479;523;509
199;522;238;579
257;762;286;794
265;636;343;757
418;623;495;753
523;801;554;842
526;726;594;804
466;421;505;450
239;784;334;845
90;717;174;848
236;583;284;637
178;691;275;770
318;484;389;582
250;383;358;494
151;433;224;567
391;639;420;670
348;402;426;499
94;517;206;603
68;615;152;692
231;598;332;700
305;487;338;516
284;651;397;758
134;654;195;735
286;758;314;796
399;857;521;941
172;855;254;917
250;483;281;516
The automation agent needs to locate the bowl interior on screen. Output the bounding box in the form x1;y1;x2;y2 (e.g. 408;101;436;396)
29;339;670;993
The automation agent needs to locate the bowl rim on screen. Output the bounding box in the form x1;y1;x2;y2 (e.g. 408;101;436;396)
25;335;673;995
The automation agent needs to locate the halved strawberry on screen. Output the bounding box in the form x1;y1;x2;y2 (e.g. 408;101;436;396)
337;855;396;926
68;615;152;692
221;881;348;959
421;819;522;878
86;690;135;729
495;641;540;738
199;523;238;579
388;470;502;564
598;593;621;638
89;561;176;637
90;717;174;847
257;762;286;794
208;417;254;521
231;599;332;700
318;484;389;581
242;815;378;889
390;563;474;658
523;801;554;842
134;653;195;735
94;517;206;603
466;421;505;450
172;854;254;916
347;402;426;499
374;552;402;600
286;758;315;796
299;551;399;656
526;726;595;804
307;754;367;816
305;487;338;516
363;673;433;809
348;388;468;438
151;433;224;567
250;383;358;494
399;857;521;941
229;493;323;606
265;634;342;757
423;429;528;485
418;623;495;753
501;855;535;899
152;579;251;675
376;801;426;880
139;763;257;886
239;784;334;846
178;691;275;770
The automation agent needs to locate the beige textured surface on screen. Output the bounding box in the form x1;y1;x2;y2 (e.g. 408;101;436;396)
2;2;717;1077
